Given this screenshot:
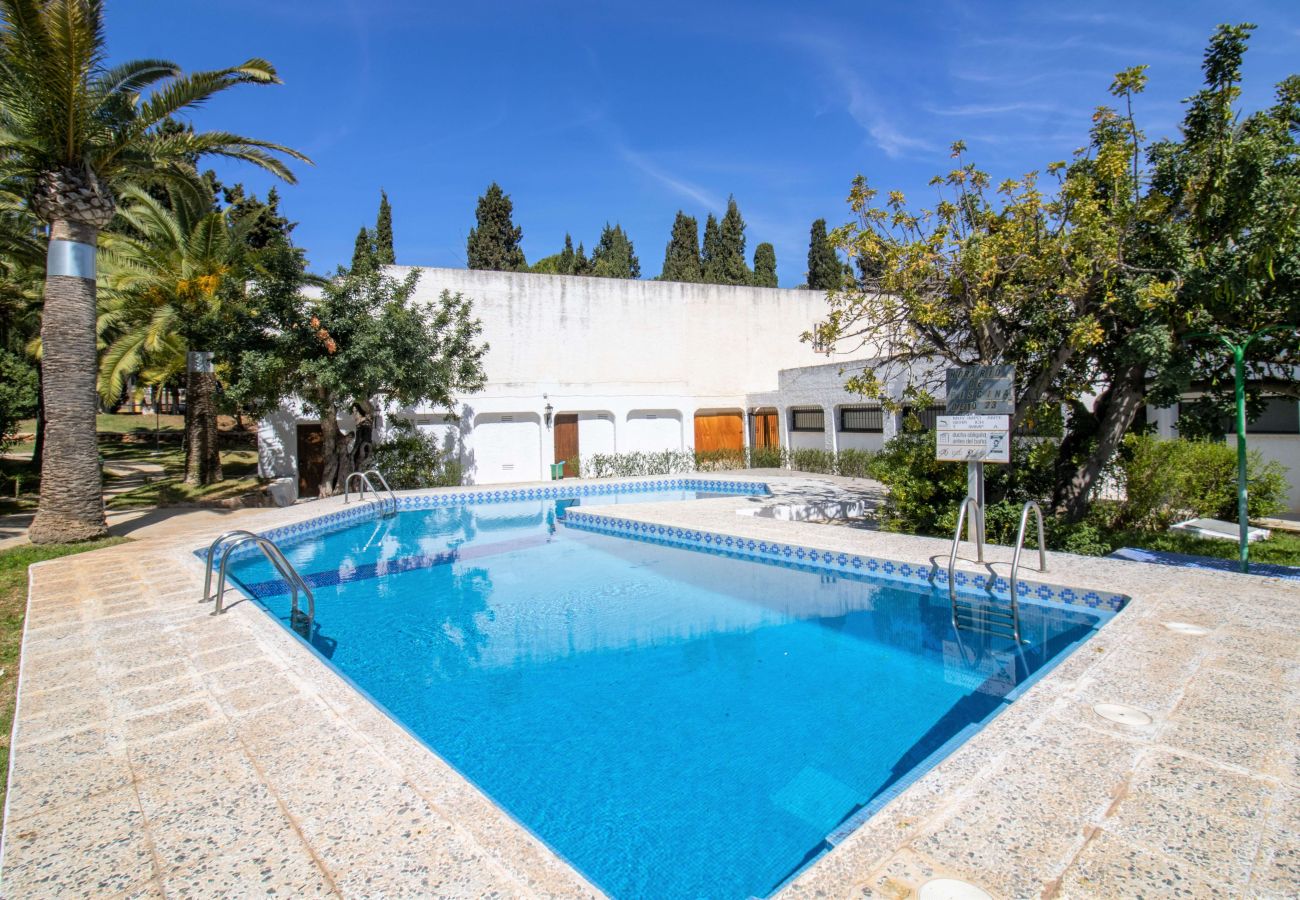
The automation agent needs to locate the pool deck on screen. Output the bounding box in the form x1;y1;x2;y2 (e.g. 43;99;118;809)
2;475;1296;898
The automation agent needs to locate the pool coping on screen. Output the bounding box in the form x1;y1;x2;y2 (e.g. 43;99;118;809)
2;474;1297;898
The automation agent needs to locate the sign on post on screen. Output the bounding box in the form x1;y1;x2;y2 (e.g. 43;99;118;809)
937;415;1011;464
945;366;1015;415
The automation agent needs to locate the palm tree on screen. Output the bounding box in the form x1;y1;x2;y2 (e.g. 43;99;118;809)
98;184;254;484
0;0;309;543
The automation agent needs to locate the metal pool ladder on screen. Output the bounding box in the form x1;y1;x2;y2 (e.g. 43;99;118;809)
344;468;398;516
947;499;1047;644
202;530;315;634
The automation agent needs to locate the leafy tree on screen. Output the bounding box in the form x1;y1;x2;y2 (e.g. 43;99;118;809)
716;196;752;285
229;254;488;496
817;23;1300;522
700;213;722;283
0;0;308;543
374;189;395;265
660;211;702;282
466;182;526;271
589;222;640;278
807;218;842;291
752;242;777;287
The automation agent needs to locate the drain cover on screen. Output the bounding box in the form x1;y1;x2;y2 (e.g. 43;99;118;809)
1092;702;1153;726
919;879;993;900
1163;621;1210;636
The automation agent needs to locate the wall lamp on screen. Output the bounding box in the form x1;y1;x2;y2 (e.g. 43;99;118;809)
543;396;554;429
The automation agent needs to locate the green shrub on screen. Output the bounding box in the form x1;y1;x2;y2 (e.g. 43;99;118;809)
371;417;462;489
0;351;38;451
694;449;747;471
788;448;835;474
835;448;875;478
580;451;695;478
1115;434;1287;529
868;430;967;535
747;445;784;469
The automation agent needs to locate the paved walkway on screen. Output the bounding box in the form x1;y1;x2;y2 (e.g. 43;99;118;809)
0;477;1295;897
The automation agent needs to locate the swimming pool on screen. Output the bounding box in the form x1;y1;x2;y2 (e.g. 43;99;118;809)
215;482;1117;899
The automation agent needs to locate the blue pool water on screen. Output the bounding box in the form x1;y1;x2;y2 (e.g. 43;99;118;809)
222;488;1111;899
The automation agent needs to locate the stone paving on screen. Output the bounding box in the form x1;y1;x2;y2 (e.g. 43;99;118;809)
1;476;1296;898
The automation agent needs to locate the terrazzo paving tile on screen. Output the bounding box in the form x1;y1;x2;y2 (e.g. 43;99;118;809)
0;786;156;897
1055;830;1235;898
157;833;336;898
1102;785;1265;882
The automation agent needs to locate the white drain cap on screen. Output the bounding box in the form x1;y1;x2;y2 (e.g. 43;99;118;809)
919;878;994;900
1163;621;1210;636
1092;702;1153;726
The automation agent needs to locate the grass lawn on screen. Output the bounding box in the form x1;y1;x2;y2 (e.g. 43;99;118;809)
104;449;261;509
1115;527;1300;568
0;537;130;813
14;412;186;436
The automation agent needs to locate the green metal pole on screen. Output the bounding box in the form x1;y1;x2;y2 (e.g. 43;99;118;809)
1233;343;1249;574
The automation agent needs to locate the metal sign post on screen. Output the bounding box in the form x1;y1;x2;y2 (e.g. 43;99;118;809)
942;367;1016;546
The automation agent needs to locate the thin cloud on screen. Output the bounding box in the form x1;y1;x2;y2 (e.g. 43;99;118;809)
616;146;724;211
924;101;1063;117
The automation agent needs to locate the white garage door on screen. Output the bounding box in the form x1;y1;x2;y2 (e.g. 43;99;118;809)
625;410;683;452
470;413;541;483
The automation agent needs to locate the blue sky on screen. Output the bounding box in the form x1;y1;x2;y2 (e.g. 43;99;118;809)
106;1;1298;286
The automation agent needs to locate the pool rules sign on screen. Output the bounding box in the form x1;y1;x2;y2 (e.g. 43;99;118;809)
938;365;1014;464
940;366;1015;543
936;414;1011;463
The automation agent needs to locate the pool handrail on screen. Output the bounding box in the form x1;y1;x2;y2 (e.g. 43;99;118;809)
202;530;315;632
343;468;397;516
1006;500;1048;644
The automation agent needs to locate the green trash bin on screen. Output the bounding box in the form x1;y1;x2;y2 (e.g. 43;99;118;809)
550;461;566;480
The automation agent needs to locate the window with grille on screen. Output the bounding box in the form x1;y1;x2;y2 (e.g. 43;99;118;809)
790;408;825;432
839;406;883;433
902;405;945;432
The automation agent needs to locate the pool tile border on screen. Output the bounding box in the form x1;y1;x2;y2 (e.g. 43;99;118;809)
560;509;1128;613
205;478;770;562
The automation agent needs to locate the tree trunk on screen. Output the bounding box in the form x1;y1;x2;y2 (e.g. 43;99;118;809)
29;219;108;544
350;397;375;474
31;361;45;476
184;362;222;485
1056;366;1147;521
319;403;341;497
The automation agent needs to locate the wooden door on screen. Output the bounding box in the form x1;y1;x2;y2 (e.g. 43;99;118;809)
296;423;324;496
693;412;743;452
755;412;779;448
553;414;579;478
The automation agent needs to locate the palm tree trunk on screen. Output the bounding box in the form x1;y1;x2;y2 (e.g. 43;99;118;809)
29;219;108;544
184;362;222;485
31;361;45;476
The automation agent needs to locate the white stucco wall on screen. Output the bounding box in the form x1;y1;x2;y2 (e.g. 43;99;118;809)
1242;433;1300;514
264;267;838;486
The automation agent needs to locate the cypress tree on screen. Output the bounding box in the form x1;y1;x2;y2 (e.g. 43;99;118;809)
700;213;722;283
466;182;526;271
574;242;590;275
351;226;375;273
374;190;395;265
752;242;777;287
660;211;702;282
590;223;640;279
717;196;751;285
807;218;842;291
558;233;576;274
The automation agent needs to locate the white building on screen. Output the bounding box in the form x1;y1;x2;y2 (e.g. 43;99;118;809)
259;266;860;492
257;265;1300;514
